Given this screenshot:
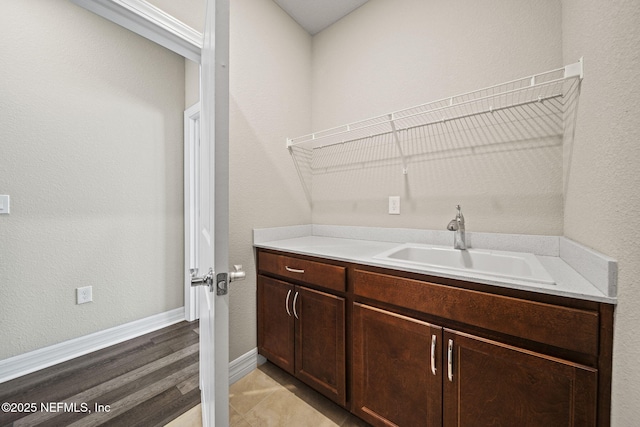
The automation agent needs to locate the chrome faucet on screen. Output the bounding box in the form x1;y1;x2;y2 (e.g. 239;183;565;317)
446;205;466;250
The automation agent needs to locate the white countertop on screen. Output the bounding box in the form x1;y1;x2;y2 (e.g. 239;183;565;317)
254;227;617;304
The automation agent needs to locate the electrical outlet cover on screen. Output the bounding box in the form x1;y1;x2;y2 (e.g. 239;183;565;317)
77;286;93;304
388;196;400;215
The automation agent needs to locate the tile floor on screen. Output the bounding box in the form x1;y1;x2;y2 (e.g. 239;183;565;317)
167;362;370;427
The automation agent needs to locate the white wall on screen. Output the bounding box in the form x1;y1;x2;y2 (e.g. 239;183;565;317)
146;0;202;108
561;0;640;424
309;0;564;234
185;59;200;108
228;0;312;360
0;0;185;359
146;0;205;33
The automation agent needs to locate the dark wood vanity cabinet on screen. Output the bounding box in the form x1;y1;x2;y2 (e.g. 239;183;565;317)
256;248;614;427
443;329;597;427
352;303;442;426
294;285;346;405
352;302;598;427
352;268;611;427
256;276;295;374
257;251;346;406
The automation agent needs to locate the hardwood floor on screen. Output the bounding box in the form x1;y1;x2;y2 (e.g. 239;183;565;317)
0;321;200;427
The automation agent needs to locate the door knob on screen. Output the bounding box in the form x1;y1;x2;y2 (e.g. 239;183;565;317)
229;264;246;282
191;268;214;290
193;265;244;296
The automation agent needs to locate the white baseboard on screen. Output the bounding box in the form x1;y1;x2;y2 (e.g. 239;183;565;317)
0;307;186;384
229;348;260;385
1;308;262;387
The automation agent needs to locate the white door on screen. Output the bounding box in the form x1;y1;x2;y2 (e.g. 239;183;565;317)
191;0;236;426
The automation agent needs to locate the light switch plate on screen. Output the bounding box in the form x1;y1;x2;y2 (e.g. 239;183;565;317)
0;195;9;214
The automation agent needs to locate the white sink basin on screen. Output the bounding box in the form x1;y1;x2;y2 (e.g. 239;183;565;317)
373;243;555;285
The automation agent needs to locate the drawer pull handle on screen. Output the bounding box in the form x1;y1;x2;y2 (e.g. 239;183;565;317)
285;266;305;274
285;289;292;316
430;334;437;375
292;291;300;319
447;339;454;382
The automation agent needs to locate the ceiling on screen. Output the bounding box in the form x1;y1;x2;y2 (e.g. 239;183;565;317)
273;0;369;35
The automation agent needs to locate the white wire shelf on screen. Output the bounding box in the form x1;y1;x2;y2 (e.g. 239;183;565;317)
288;59;583;200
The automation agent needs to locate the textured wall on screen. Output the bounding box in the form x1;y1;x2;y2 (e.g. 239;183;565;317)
145;0;203;109
185;59;200;109
146;0;205;33
0;0;185;359
228;0;312;360
144;0;202;115
309;0;564;234
561;0;640;424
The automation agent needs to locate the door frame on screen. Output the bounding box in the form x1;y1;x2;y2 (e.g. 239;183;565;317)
184;102;201;321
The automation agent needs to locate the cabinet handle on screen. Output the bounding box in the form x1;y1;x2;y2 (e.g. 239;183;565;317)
430;334;437;375
447;339;454;382
292;291;299;319
285;289;292;316
285;266;305;274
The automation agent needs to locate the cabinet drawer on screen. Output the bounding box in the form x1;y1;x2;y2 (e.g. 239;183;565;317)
258;251;346;292
353;269;599;356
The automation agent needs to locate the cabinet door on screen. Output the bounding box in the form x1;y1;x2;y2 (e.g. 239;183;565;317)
352;303;442;427
257;276;295;374
443;329;598;427
294;286;346;406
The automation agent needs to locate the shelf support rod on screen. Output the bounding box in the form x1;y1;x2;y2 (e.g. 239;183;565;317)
389;114;408;175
